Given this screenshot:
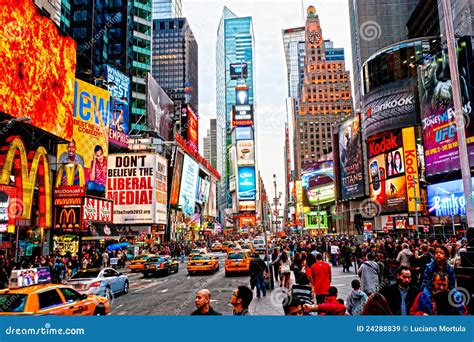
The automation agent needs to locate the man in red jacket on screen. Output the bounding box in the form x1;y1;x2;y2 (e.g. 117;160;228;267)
309;253;332;304
303;286;346;315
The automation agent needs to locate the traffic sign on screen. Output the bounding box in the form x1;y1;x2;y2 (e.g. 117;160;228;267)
272;221;281;224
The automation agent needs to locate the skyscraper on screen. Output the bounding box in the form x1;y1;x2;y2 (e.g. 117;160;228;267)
282;27;306;99
295;6;353;176
216;7;256;218
348;0;419;110
203;119;218;170
152;0;182;20
70;0;152;134
152;17;198;112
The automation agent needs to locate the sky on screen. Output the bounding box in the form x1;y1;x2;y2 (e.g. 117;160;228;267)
182;0;352;198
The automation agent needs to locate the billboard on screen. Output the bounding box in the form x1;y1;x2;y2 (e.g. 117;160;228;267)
107;154;157;224
170;151;184;206
147;73;174;141
232;105;254;126
240;215;256;228
83;198;113;223
0;186;17;233
402;127;421;213
363;78;417;138
178;155;199;216
236;88;249;105
155;154;168;225
301;161;335;206
105;66;130;148
206;180;217;217
427;178;474;217
418;37;474;176
57;79;109;198
186;105;199;152
196;178;210;205
236;140;255;166
237;166;256;201
230;63;248;79
367;130;408;213
235;126;253;141
0;0;76;141
54;206;82;231
238;201;256;212
304;211;328;229
338;115;364;200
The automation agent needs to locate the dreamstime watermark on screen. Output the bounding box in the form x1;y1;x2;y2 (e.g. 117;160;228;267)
448;287;471;309
269;287;292;308
173;278;211;315
4;323;85;336
83;13;121;51
359;21;381;42
0;118;25;137
359;198;381;219
3;20;29;42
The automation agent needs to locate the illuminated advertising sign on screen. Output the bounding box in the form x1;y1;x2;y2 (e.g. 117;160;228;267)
230;63;248;79
240;215;256;228
196;178;210;205
368;130;408;213
83;197;113;223
363;78;417;138
304;211;328;229
236;140;255;166
57;79;109;198
232;105;254;126
206;180;217;217
238;201;256;212
236;88;249;105
402;127;421;213
155;154;168;225
105;66;130;148
54;207;82;231
0;136;52;228
237;166;256;201
418;37;474;176
170;151;184;206
107;154;157;224
338;115;364;200
186;105;199;153
235;127;253;141
147;73;174;141
427;178;474;216
0;0;76;141
0;185;17;233
178;155;199;216
301;161;335;205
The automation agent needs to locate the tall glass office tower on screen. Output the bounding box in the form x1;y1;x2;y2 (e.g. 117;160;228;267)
216;7;256;220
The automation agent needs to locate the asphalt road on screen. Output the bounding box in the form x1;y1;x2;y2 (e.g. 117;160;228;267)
109;253;356;316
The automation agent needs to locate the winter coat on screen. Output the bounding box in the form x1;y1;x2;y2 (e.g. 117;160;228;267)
358;260;380;294
396;248;413;267
346;289;368;315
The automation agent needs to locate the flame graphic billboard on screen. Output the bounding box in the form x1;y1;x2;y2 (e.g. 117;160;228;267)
0;0;77;141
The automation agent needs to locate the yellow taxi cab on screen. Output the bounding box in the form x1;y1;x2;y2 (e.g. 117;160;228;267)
128;254;155;272
0;268;109;316
241;243;256;254
210;242;222;252
188;248;208;259
224;250;251;276
221;242;231;253
187;254;219;275
223;242;241;253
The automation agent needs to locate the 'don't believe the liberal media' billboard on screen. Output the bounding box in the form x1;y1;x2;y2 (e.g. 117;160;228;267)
0;0;77;141
57;79;110;198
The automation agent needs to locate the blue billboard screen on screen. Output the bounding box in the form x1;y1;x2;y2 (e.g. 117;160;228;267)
427;178;474;216
237;166;256;201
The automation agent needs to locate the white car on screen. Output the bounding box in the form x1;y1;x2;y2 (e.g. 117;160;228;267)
66;268;129;301
252;238;266;253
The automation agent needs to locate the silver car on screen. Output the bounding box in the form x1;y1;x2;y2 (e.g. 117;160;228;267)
66;268;129;301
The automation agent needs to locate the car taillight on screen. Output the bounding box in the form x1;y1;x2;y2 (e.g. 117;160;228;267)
89;281;101;288
160;263;165;268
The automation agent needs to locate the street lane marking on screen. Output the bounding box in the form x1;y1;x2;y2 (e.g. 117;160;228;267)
114;304;124;310
160;289;168;293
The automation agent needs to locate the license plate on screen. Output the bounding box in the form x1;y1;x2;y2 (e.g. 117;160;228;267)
148;265;156;269
235;262;240;266
196;263;203;266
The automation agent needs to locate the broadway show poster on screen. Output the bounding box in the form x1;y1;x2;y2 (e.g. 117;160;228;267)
367;130;408;214
418;37;474;176
107;154;157;224
57;79;109;198
338;115;364;200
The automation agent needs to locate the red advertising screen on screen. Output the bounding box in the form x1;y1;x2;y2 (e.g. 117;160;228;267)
0;0;77;141
187;105;198;152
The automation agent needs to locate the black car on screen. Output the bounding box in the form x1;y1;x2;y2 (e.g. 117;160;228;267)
142;256;179;278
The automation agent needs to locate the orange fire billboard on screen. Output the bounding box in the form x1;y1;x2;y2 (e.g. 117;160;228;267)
0;0;76;141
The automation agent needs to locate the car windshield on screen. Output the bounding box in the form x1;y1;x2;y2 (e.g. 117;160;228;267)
0;294;27;312
228;253;246;260
192;255;211;260
147;257;165;263
133;255;149;260
242;245;252;249
191;250;204;254
70;270;100;279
